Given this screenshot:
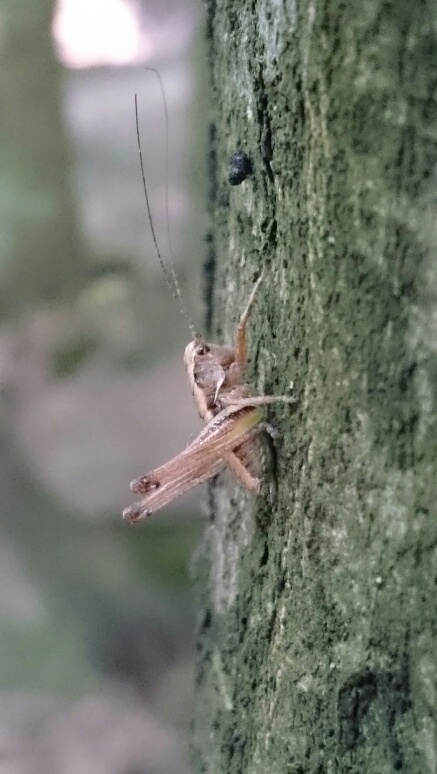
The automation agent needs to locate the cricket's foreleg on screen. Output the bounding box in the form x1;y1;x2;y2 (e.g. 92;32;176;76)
234;271;264;369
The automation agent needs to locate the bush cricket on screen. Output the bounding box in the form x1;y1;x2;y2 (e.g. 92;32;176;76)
123;73;294;523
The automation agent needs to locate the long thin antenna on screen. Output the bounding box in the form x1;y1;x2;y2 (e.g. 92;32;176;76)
135;82;198;338
143;67;176;294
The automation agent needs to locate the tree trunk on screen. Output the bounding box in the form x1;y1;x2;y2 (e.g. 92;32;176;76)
193;1;437;772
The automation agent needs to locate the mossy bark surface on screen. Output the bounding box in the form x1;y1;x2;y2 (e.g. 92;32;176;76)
193;1;437;772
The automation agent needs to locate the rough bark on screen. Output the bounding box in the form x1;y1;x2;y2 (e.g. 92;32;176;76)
193;1;437;772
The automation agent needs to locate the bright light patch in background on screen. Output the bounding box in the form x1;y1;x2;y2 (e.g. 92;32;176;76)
53;0;152;68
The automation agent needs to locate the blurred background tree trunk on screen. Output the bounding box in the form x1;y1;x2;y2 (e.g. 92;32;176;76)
0;0;87;318
193;1;437;772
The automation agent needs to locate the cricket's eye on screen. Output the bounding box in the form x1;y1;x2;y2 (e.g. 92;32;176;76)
197;344;210;356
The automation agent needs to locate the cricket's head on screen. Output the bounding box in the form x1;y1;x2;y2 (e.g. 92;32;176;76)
184;336;236;420
184;337;214;394
184;336;211;368
184;337;234;378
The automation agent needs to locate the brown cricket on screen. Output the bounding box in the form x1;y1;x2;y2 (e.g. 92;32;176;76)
123;76;293;522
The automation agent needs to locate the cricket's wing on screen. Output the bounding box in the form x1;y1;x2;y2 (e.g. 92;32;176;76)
123;405;263;522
